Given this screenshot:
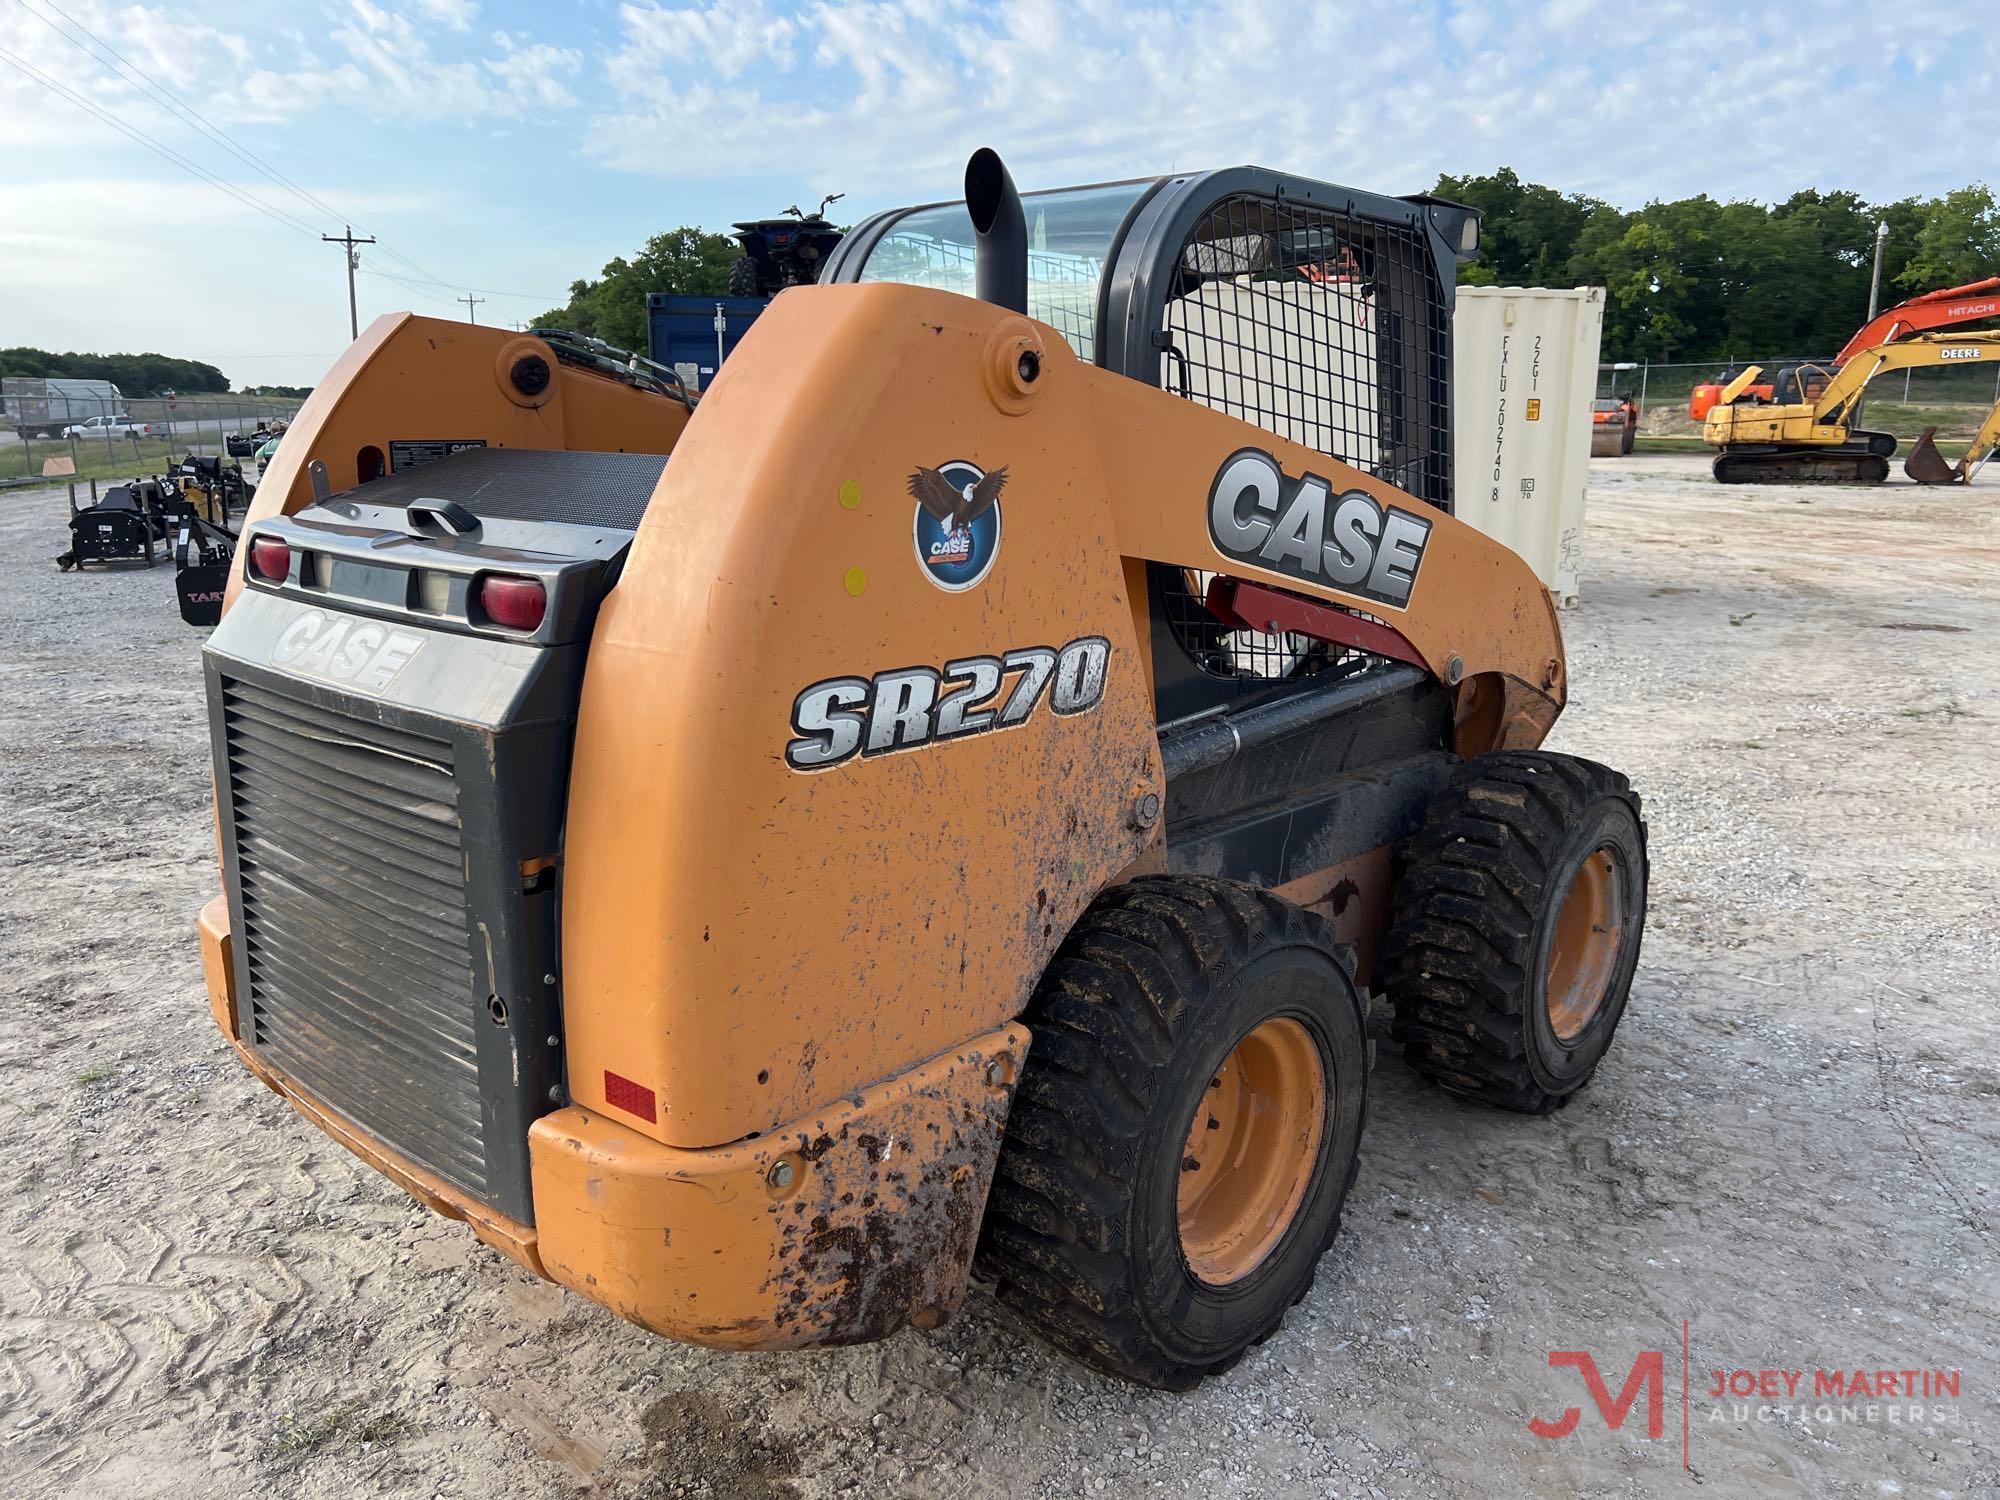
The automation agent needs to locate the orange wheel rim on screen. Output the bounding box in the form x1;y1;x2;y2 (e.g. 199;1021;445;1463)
1176;1017;1325;1286
1546;847;1626;1041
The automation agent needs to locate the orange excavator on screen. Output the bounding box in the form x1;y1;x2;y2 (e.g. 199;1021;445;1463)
1689;277;2000;421
1833;276;2000;365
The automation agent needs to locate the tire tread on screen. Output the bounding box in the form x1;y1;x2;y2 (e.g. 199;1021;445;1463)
1380;751;1645;1113
976;875;1362;1389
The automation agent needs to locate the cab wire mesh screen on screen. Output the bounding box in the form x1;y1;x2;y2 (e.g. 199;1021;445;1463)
1152;190;1449;693
1158;192;1451;510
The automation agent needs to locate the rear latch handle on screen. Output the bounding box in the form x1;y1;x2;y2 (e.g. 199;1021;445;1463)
406;497;481;536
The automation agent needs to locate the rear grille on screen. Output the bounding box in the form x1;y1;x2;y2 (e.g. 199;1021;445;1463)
219;675;488;1200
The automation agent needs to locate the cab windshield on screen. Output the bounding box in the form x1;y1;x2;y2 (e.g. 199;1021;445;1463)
856;180;1157;363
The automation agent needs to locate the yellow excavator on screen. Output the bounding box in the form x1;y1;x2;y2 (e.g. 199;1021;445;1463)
1704;333;2000;484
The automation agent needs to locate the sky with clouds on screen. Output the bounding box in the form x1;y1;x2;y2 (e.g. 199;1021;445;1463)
1;0;1991;387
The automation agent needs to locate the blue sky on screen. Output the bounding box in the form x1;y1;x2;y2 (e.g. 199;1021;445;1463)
1;0;1991;387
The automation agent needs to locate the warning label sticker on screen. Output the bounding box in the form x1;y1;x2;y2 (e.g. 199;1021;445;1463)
389;438;486;472
1525;398;1542;421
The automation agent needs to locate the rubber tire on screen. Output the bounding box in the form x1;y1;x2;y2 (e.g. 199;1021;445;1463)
1380;751;1648;1114
974;875;1368;1390
726;255;761;298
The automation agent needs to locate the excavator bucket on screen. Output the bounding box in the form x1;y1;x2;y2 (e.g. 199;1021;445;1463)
1903;427;1963;485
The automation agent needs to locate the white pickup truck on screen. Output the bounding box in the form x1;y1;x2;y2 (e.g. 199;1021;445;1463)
63;414;154;439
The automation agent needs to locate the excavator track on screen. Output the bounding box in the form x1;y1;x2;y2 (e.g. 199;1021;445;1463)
1712;445;1891;485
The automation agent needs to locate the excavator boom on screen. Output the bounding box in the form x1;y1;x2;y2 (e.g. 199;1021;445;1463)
1833;277;2000;366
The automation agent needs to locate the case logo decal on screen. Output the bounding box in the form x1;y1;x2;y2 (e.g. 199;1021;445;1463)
1206;447;1431;610
785;636;1109;772
908;460;1006;591
272;608;425;693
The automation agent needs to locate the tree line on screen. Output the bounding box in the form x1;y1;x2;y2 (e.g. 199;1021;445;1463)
534;227;741;352
1435;169;2000;363
0;347;232;394
535;171;1994;368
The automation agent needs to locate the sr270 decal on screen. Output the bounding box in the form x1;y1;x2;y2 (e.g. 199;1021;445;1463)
785;636;1110;771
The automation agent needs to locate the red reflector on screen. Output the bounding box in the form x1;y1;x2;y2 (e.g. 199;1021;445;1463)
603;1070;657;1123
249;535;291;582
478;573;547;631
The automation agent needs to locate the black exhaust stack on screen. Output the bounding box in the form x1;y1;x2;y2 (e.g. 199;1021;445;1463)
965;148;1027;314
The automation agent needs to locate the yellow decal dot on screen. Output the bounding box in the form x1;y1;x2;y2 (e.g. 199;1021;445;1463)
843;566;867;596
838;479;862;510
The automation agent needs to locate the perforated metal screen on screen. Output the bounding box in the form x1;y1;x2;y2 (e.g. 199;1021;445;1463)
1154;192;1450;686
1160;191;1451;503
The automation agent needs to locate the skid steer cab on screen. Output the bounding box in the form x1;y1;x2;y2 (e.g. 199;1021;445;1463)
197;150;1649;1389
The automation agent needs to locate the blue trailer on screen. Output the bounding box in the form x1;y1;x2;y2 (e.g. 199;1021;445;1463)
645;294;771;391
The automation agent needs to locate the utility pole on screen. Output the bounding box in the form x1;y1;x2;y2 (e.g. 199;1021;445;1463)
1867;220;1889;320
459;294;484;325
322;225;376;341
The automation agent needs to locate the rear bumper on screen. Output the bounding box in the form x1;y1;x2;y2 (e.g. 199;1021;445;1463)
198;895;1027;1349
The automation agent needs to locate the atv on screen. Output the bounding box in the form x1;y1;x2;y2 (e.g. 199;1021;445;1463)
727;195;846;297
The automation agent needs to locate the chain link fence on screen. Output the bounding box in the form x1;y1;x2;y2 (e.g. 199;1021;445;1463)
1597;357;2000;438
0;388;305;487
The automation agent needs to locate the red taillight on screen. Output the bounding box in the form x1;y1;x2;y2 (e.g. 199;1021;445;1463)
477;573;547;631
249;535;291;581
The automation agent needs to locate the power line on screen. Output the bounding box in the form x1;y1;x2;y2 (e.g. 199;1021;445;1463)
20;0;347;225
3;15;572;317
458;294;484;324
357;266;568;303
0;45;322;239
10;0;517;301
17;0;466;293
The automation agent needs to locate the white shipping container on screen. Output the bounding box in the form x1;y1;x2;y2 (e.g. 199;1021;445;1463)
1169;280;1379;469
1451;286;1605;605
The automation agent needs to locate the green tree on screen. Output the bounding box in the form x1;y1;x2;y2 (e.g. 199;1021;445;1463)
1894;184;2000;293
0;347;229;393
1434;167;1608;288
534;226;740;350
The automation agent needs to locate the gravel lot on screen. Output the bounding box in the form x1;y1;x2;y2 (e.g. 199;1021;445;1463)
2;454;1995;1499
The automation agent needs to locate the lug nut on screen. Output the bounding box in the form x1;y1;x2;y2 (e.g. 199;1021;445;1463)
767;1159;796;1190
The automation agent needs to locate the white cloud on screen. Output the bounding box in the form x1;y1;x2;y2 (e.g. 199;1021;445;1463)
5;0;1995;388
582;0;1999;209
0;0;580;132
415;0;480;30
609;0;797;85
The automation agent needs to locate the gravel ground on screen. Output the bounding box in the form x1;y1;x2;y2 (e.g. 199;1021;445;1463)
2;454;1996;1499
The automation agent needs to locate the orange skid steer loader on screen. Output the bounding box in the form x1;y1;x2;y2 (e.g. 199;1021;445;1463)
195;151;1648;1389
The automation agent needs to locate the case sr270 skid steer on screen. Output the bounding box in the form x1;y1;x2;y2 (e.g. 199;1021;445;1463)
195;150;1649;1389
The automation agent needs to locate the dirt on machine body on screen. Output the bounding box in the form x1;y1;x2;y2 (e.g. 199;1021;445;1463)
190;151;1650;1389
